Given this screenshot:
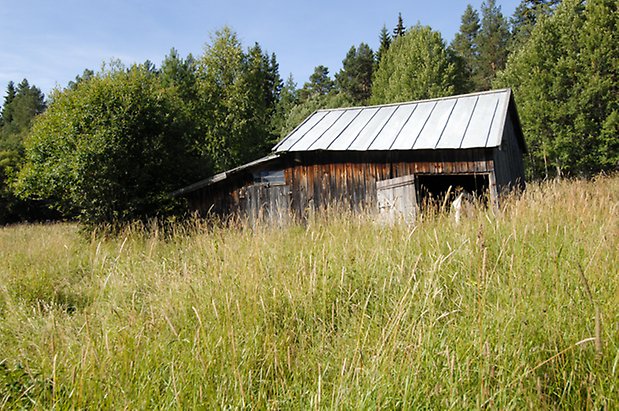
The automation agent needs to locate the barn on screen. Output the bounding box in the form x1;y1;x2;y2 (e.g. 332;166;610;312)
174;88;526;223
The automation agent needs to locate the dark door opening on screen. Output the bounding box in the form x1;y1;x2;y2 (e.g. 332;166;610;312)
416;173;490;211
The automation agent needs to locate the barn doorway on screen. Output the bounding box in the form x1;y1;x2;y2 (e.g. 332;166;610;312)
416;173;490;212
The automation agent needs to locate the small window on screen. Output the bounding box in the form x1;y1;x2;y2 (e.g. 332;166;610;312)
253;169;285;184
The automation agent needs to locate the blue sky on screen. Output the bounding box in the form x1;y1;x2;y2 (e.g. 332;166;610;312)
0;0;520;99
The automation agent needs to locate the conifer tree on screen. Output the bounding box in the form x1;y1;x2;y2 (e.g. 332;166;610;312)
299;65;334;101
160;48;199;101
510;0;560;50
393;13;406;38
0;79;45;150
0;82;16;127
376;24;391;70
197;29;279;171
272;74;299;137
335;43;374;104
450;5;481;93
476;0;510;90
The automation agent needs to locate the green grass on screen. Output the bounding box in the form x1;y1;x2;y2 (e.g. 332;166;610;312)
1;176;618;409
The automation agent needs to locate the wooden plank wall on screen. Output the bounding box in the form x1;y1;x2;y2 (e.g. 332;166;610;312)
285;150;495;216
185;148;508;220
492;111;526;192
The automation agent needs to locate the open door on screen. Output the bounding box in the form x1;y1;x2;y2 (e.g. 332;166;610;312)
376;174;417;224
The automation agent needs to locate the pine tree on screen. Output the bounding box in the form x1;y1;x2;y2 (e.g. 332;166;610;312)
393;13;406;38
299;65;334;101
476;0;511;90
335;43;374;104
450;4;481;93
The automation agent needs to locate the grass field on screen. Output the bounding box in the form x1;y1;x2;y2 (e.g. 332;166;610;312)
1;176;618;409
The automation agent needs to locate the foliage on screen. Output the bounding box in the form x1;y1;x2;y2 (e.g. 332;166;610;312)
0;80;46;151
279;92;354;138
371;24;457;104
67;69;95;91
299;65;335;101
0;80;50;224
335;43;374;104
510;0;561;51
496;0;619;177
475;0;511;90
0;176;617;408
272;75;299;138
375;24;391;71
393;12;406;38
16;66;209;225
449;5;481;93
197;28;281;172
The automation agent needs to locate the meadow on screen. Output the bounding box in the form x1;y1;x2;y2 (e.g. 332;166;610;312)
0;176;617;409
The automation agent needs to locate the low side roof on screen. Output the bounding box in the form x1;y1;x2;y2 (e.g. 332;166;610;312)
172;153;281;196
273;89;520;153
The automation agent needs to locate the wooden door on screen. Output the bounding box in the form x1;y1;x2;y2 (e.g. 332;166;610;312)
242;183;291;226
376;175;417;224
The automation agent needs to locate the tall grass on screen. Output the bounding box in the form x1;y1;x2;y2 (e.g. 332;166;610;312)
0;176;617;409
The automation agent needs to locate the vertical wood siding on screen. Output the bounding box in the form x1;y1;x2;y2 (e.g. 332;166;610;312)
184;147;522;221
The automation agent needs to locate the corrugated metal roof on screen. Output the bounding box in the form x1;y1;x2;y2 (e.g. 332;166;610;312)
273;89;513;153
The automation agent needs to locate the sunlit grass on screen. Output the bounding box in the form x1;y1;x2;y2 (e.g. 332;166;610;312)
1;175;618;409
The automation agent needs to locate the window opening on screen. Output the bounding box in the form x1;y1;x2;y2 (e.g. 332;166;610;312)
253;169;285;184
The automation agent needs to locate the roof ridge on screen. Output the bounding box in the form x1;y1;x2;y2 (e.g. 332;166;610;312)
313;88;512;113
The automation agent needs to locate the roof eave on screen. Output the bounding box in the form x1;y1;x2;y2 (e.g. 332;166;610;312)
172;153;282;197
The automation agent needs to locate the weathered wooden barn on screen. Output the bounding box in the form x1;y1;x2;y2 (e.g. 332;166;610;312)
174;89;526;222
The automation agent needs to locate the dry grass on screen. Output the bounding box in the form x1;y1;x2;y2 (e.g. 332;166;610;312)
0;175;618;409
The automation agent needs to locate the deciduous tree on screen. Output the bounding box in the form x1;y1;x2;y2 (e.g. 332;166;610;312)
16;66;208;225
371;24;457;104
496;0;618;176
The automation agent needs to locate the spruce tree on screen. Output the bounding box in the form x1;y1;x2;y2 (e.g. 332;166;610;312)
510;0;561;50
393;13;406;38
450;4;481;93
272;74;299;138
376;24;391;70
160;48;199;101
0;82;16;127
198;27;275;171
476;0;511;90
0;79;45;150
